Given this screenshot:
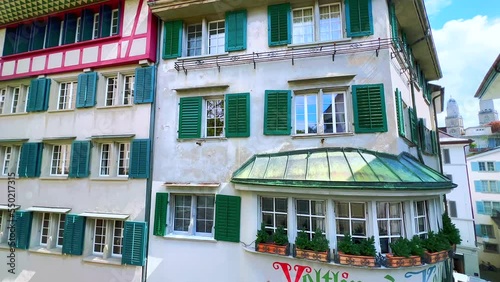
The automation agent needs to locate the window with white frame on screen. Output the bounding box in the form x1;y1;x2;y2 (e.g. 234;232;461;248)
261;197;288;235
50;144;71;176
93;13;100;39
205;98;225;137
335;202;367;243
111;9;119;35
75;17;81;42
296;199;326;239
92;219;124;258
57;81;77;110
104;74;135;106
292;1;343;44
182;18;226;57
377;202;404;253
478;224;495;238
169;194;215;236
481;180;500;193
479;161;495;172
1;145;21;176
484;243;499;253
0;210;8;244
294;90;347;135
0;86;29;114
97;142;130;177
414;201;429;238
32;212;66;249
482;201;500;216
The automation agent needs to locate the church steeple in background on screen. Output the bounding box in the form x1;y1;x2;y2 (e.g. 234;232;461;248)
478;99;499;125
445;97;464;137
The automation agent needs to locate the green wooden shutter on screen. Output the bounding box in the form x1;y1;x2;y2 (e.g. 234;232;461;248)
418;118;425;151
18;142;43;178
46;17;62;48
26;79;39;112
268;3;291;46
16;24;30;53
69;141;91;178
495;162;500;171
29;78;51;112
214;195;241;243
134;66;155;104
163;20;183;59
225;93;250;138
474;180;483;192
395;88;405;137
178;97;202;139
409;107;418;144
99;5;112;38
431;131;437;154
62;214;86;255
76;72;98;108
153;193;168;236
389;2;399;48
30;20;47;51
3;27;17;56
352;84;387;133
225;10;247;52
122;221;147;266
475;224;482;236
345;0;373;37
15;211;33;249
63;13;77;45
471;162;479;171
264;90;291;135
476;201;485;214
81;9;94;41
129;139;150;179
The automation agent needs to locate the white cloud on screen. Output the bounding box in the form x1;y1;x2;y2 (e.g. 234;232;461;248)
432;15;500;128
424;0;452;15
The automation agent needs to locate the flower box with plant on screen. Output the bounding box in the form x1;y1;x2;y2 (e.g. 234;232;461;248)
255;224;289;256
442;213;461;251
386;236;424;267
337;235;377;267
294;229;330;262
422;231;450;264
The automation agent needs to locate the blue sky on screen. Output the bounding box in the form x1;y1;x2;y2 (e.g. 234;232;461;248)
423;0;500;128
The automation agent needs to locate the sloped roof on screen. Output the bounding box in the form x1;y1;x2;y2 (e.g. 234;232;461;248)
0;0;105;26
232;147;455;190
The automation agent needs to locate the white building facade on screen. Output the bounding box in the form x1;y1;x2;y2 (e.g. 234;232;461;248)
468;148;500;270
147;0;454;281
440;131;479;276
0;0;156;281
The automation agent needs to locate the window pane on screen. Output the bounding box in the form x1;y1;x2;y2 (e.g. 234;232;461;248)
174;195;191;232
336;202;349;217
187;24;202;56
208;21;225;54
196;195;214;233
206;99;224;137
292;7;314;44
94;219;107;254
351;203;365;218
319;4;342;41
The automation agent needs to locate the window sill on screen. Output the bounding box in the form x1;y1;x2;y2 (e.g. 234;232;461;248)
177;137;227;142
177;52;229;61
287;38;352;49
90;177;129;181
0;243;14;250
162;234;217;243
96;104;134;110
291;132;354;139
0;112;29;117
39;176;69;180
0;175;19;180
47;109;75;113
83;255;122;266
28;246;63;256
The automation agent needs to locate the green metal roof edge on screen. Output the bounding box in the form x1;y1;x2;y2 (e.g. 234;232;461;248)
230;179;456;190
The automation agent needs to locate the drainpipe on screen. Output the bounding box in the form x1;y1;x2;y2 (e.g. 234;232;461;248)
431;88;447;214
142;15;161;282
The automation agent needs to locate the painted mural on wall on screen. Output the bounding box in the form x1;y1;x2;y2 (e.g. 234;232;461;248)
272;261;446;282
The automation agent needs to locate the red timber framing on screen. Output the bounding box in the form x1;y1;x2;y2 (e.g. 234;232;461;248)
0;0;157;80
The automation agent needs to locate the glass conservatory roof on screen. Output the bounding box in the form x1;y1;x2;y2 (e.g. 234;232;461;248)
232;147;455;190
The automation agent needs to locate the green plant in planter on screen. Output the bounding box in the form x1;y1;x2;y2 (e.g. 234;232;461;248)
410;236;425;257
390;238;412;258
256;222;270;244
359;236;376;257
273;226;289;246
295;229;310;250
422;231;450;253
310;229;329;252
337;235;360;255
442;213;462;245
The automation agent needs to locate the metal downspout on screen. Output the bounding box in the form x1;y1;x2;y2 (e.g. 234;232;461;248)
142;16;161;282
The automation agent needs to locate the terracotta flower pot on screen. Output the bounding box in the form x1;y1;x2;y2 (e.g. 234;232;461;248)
295;248;329;262
256;242;289;256
386;254;422;267
424;250;448;264
338;252;376;267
